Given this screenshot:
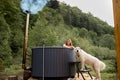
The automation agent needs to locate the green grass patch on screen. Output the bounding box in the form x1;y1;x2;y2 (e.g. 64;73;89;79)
0;64;23;75
101;72;117;80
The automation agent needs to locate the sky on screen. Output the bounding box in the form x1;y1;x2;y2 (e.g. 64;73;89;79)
58;0;114;26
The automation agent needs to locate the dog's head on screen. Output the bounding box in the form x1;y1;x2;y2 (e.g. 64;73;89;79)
74;47;81;57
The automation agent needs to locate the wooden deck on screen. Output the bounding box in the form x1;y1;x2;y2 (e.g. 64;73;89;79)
71;73;95;80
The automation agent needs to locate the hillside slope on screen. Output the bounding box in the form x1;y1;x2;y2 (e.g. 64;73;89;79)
0;1;116;79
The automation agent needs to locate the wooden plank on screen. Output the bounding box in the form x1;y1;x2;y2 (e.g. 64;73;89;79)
8;76;18;80
112;0;120;79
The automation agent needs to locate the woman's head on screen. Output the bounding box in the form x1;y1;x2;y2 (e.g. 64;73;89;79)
65;39;73;46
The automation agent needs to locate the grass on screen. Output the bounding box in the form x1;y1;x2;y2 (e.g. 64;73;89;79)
101;72;117;80
89;71;117;80
0;64;23;75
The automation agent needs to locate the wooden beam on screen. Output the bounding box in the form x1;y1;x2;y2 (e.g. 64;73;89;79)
22;13;30;69
112;0;120;79
8;76;18;80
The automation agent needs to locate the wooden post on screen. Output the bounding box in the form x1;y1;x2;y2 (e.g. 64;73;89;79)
112;0;120;79
22;13;30;69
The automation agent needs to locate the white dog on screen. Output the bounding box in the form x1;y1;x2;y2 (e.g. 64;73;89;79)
74;47;106;80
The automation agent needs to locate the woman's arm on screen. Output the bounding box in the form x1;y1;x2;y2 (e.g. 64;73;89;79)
63;44;74;49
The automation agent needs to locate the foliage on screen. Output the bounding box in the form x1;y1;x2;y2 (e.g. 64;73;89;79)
0;0;116;79
48;0;59;9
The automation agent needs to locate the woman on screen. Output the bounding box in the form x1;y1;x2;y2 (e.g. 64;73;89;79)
63;39;74;49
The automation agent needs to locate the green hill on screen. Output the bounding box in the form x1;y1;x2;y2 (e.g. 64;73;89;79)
0;0;116;79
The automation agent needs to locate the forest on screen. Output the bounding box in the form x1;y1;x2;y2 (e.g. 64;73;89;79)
0;0;117;79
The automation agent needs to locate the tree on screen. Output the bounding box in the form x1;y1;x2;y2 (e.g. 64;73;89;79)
79;28;88;38
0;14;12;61
99;34;115;49
48;0;59;9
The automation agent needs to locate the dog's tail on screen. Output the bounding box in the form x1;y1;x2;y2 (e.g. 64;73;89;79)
100;61;106;70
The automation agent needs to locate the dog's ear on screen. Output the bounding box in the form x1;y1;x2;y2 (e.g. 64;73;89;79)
77;47;80;49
